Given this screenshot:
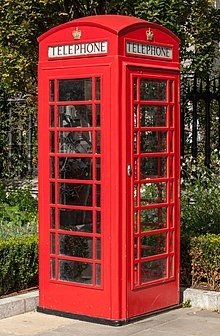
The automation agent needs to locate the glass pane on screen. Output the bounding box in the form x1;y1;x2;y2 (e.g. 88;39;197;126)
96;211;101;233
96;158;101;181
140;182;167;205
50;106;55;127
59;105;92;127
141;233;167;257
50;132;55;153
169;81;174;102
169;256;174;277
96;238;101;260
134;211;138;233
49;80;55;102
96;104;101;127
141;258;166;283
59;235;92;258
96;131;101;154
50;233;56;254
134;105;138;127
170;106;174;127
59;183;92;206
134;132;138;154
59;260;92;284
59;209;93;232
140;207;167;231
50;208;55;229
95;78;101;100
140;79;166;101
50;157;55;178
96;185;101;207
96;264;101;286
50;182;55;204
140;106;166;127
140;157;167;179
59;157;92;180
59;131;92;154
50;258;56;279
58;78;92;101
134;237;138;259
133;78;137;100
141;131;167;153
134;184;138;206
169;231;174;252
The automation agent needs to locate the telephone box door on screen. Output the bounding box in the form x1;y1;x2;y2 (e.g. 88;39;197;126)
38;65;112;318
126;68;180;317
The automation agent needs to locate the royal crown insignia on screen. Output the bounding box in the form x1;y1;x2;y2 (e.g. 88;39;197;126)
146;28;154;41
73;27;82;40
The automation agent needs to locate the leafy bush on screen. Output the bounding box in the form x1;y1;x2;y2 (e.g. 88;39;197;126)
0;234;38;296
190;234;220;291
0;183;37;238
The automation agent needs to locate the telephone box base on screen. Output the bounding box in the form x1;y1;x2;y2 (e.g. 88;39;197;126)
37;304;181;327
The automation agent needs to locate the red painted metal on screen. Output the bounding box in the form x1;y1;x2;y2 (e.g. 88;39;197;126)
38;14;180;323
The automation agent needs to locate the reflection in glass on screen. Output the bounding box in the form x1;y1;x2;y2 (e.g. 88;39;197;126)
141;207;167;231
141;233;167;257
96;104;101;127
59;131;92;154
96;211;101;233
59;157;92;180
50;182;55;204
140;79;166;101
50;157;55;178
49;80;55;102
59;183;92;206
140;182;167;205
59;209;93;232
134;105;138;127
134;184;138;206
59;260;92;284
140;106;166;127
141;258;166;283
141;131;167;153
96;238;101;260
58;78;92;101
59;234;92;258
50;106;55;127
50;208;55;229
140;157;167;179
96;264;101;286
95;78;101;100
50;258;56;279
50;132;55;153
134;132;138;153
59;105;92;127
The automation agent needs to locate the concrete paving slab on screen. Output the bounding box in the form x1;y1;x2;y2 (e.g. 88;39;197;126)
0;308;219;336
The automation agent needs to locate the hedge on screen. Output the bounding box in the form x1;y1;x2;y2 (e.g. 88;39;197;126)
0;234;38;296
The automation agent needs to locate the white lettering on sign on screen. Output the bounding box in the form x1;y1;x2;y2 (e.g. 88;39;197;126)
48;41;108;58
126;41;173;59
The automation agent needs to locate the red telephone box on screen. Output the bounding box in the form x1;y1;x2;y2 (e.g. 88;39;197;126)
38;15;180;325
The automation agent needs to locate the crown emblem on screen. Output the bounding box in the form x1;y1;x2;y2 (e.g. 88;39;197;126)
146;28;154;41
73;27;82;40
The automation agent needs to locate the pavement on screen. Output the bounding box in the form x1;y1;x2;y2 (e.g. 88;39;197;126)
0;307;219;336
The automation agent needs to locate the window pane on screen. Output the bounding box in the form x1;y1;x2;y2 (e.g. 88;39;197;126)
140;79;166;101
96;185;101;207
50;106;55;127
49;80;55;102
50;258;56;279
140;106;166;127
141;233;167;257
58;78;92;101
95;78;101;100
59;131;92;154
96;104;101;127
59;105;92;127
96;238;101;260
140;182;167;205
50;233;56;254
59;260;92;284
96;264;101;286
140;157;167;179
59;183;92;206
50;182;55;204
140;207;167;231
50;132;55;153
96;211;101;233
96;158;101;181
141;258;166;283
50;208;55;229
50;157;55;178
141;131;167;153
59;157;92;180
59;209;93;232
59;235;92;258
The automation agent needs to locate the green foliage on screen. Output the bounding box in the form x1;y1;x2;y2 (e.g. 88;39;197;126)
181;155;220;236
136;0;220;76
190;234;220;290
0;183;37;239
0;234;38;296
182;299;192;308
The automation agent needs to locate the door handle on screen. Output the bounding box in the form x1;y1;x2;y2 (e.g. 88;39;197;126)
127;164;132;177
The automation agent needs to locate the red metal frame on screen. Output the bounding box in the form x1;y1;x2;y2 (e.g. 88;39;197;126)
38;15;180;323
